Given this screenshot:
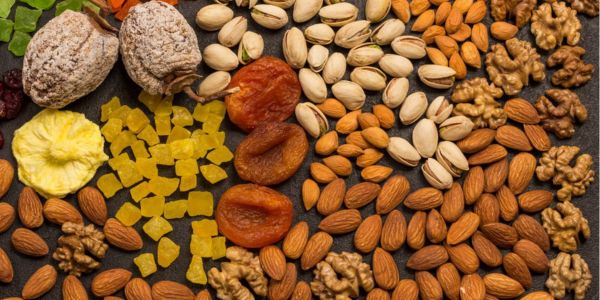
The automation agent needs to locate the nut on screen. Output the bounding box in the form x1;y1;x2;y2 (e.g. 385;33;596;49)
354;215;383;253
378;54;413;78
295;102;329;138
304;23;335;45
292;0;322;23
319;209;362;234
386;137;421;167
347;43;385;66
382;77;409;109
203;43;239;71
307;45;329;72
251;4;289;29
399;91;428;125
412;119;438;158
283;221;309;259
298;68;327;103
391;36;427;59
331;80;366;110
322;52;347;84
418;64;456;89
490;21;519;40
319;2;359;27
22;265;57;299
350;67;387;91
371;18;406;45
195;4;234;31
366;0;392;23
283;27;308;69
218;16;247;47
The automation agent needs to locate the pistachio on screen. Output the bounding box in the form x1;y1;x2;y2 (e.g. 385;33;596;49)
218;16;247;47
331;80;366;110
426;96;453;124
435;141;469;177
251;4;289;30
366;0;392;23
391;36;427;59
283;27;308;69
438;116;474;141
264;0;296;9
299;68;328;103
412;118;438;158
399;91;428;125
334;20;372;49
322;52;346;84
295;102;329;138
378;54;413;78
319;2;359;27
371;18;406;45
197;71;231;97
235;0;258;8
382;77;409;109
347;43;385;67
293;0;323;23
307;45;329;72
422;158;453;189
304;23;335;45
418;64;456;89
237;31;264;64
387;137;421;167
195;4;234;31
350;67;387;91
203;44;239;71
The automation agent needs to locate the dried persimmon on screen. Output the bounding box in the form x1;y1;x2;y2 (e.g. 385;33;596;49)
226;56;301;132
234;122;308;186
216;184;294;248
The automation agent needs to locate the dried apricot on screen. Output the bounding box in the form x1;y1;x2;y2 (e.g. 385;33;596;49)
216;184;293;248
234;122;308;186
226;56;301;132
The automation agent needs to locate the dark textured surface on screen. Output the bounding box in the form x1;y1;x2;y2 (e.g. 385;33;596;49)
0;1;598;299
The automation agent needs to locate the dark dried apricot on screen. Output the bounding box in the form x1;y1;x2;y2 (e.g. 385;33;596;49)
216;184;294;248
226;56;301;132
235;122;308;185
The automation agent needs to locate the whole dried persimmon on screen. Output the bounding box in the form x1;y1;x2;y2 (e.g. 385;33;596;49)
216;184;294;248
226;56;301;132
234;122;308;185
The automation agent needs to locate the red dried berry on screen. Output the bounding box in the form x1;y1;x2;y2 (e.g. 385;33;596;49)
0;130;4;149
3;69;23;90
1;90;24;120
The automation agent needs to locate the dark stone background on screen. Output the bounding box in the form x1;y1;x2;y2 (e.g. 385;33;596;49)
0;0;598;298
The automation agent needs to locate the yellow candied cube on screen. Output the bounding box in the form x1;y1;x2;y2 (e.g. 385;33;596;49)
140;196;166;217
206;146;233;165
101;96;121;122
101;118;123;143
143;216;173;241
172;106;194;127
131;140;150;160
167;126;191;144
157;237;180;268
180;175;197;192
197;134;219;151
212;132;226;146
97;173;123;198
116;202;142;226
175;159;199;176
191;137;209;159
164;200;188;219
186;255;207;285
137;125;160;146
155;95;173;116
200;164;228;184
116;160;143;188
148;176;180;197
202;114;224;133
110;131;136;157
134;253;157;277
155;115;172;136
108;105;132;122
126;108;150;134
211;236;227;260
130;181;151;202
136;157;159;179
193;101;226;123
108;153;131;171
190;235;212;257
191;219;218;237
138;90;162;112
148;144;174;166
188;191;213;217
169;139;194;160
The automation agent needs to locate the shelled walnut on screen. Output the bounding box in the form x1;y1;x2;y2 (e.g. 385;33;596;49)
310;252;375;300
547;46;594;88
490;0;537;28
536;145;594;202
545;252;592;300
542;201;590;252
547;0;599;16
531;2;581;51
450;77;506;129
52;222;108;276
486;38;545;96
208;246;268;299
534;89;588;139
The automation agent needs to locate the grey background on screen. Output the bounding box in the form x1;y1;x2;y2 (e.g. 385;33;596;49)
0;0;598;299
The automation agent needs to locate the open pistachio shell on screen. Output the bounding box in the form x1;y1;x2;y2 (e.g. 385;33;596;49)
422;158;453;189
295;102;329;138
304;23;335;45
439;116;474;141
350;66;387;91
418;64;456;89
218;16;247;47
378;54;413;78
365;0;391;23
399;91;428;125
346;43;384;67
237;31;264;64
412;118;438;158
334;20;372;49
391;35;427;59
322;52;346;84
203;43;239;71
382;77;409;109
307;45;329;72
319;2;359;27
283;27;308;69
195;4;234;31
299;68;327;103
371;18;405;45
198;71;231;97
426;96;453;124
251;4;289;30
436;141;469;177
293;0;322;23
331;80;366;110
387;137;421;167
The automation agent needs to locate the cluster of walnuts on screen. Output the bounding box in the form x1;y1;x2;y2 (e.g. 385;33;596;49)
52;222;109;277
450;77;507;129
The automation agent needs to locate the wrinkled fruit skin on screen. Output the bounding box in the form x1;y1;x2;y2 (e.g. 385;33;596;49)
0;69;25;120
226;56;301;132
120;1;201;95
216;184;294;248
235;122;308;186
23;11;118;109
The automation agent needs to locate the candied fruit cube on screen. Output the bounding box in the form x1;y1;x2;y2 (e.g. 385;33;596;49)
140;196;166;217
191;129;205;138
110;131;136;157
172;106;194;127
155;115;172;136
175;158;199;176
116;160;143;188
158;237;180;268
188;191;213;217
101;118;123;143
148;177;180;197
134;253;157;277
167;126;191;144
143;216;173;241
190;235;212;257
164;200;188;219
191;137;209;159
108;105;132;122
191;219;218;237
148;144;174;166
137;125;160;146
186;255;207;285
155;95;173;116
136;157;159;179
212;236;227;260
138;90;162;112
116;202;141;226
180;175;197;192
200;164;228;184
130;181;151;202
97;173;123;198
108;153;131;171
101;96;121;122
197;134;219;151
193;101;226;123
202;114;224;133
212;131;226;146
126;108;150;134
169;139;194;160
131;140;150;160
206;146;233;165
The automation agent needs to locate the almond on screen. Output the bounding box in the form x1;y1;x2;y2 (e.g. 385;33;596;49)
513;239;549;273
464;0;486;23
336;110;360;134
440;183;464;222
523;124;552;152
483;158;508;193
268;263;297;300
125;278;153;300
452;0;473;13
381;210;407;252
345;182;381;209
373;104;395;129
283;222;309;260
317;98;346;119
463;166;484;205
426;209;447;243
22;265;57;299
415;271;443;300
456;128;496;154
337;144;364;157
0;202;15;233
391;0;411;23
490;21;518;40
376;175;410;214
92;268;132;297
354;214;382;253
468;144;508;166
472;231;502;267
410;0;430;15
318;209;362;234
367;288;391;300
152;281;195;300
483;273;524;299
481;223;519;248
434;35;459;57
302;179;320;211
446;212;480;245
436;263;460;300
471;23;489;52
391;279;419;300
358;112;381;129
407;211;426;250
260;245;287;280
508;152;536;194
17;187;44;229
77;186;107;225
427;47;449;65
373;247;399;290
291;281;312;300
63;275;88;300
310;162;337;184
412;9;435;32
315;131;339;156
474;193;500;226
316;178;346;215
495;125;532;151
11;227;49;257
423;26;446;45
323;155;353;176
449;52;467;79
435;2;451;25
43;198;83;225
518;190;553;213
460;273;486;300
357;148;384;167
444;8;463;34
346;131;373;149
404;187;443;211
460;41;481;68
504;98;540;124
361;127;390;149
361;165;393;183
448;23;472;42
503;252;532;289
196;290;212;300
520;291;554;300
104;218;143;251
0;159;14;198
445;243;480;274
496;185;519;222
300;231;332;270
406;245;448;271
0;246;13;283
512;215;550;251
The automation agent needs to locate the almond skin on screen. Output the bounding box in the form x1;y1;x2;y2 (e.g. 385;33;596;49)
283;222;309;260
495;125;532;152
381;210;407;252
315;131;339;156
43;198;83;225
415;271;443;300
358;112;380;129
11;227;49;257
436;263;460;300
77;186;108;225
361;127;390;149
496;185;519;222
460;273;486;300
446;212;480;245
22;264;57;299
490;21;518;40
373;247;399;290
18;187;44;229
481;223;519;248
310;163;338;184
435;2;451;25
196;290;212;300
323;155;353;177
103;218;143;251
291;281;312;300
391;279;419;300
465;0;486;23
0;246;14;283
367;288;391;300
407;211;427;250
425;209;447;243
345;182;381;209
483;158;508;193
440;183;464;222
337;144;364;158
474;193;500;226
471;23;489;52
373;104;396;129
406;245;448;271
0;202;16;233
376;175;410;214
391;0;411;23
361;165;393;183
508;152;537;194
456;128;496;154
445;243;480;274
503;252;532;289
316;178;346;215
318;209;362;234
63;275;88;300
91;268;132;297
317;98;346;119
301;232;333;270
404;187;443;211
354;215;382;253
518;190;553;213
523;124;552;152
267;263;297;300
520;291;554;300
125;278;153;300
302;179;320;211
472;231;503;268
483;273;525;299
151;281;195;300
504;98;540;124
260;245;287;281
512;215;550;251
0;159;14;198
513;239;549;273
468;144;508;166
412;9;435;32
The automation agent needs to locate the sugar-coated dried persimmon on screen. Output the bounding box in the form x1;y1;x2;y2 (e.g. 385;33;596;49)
216;184;294;248
226;56;301;132
234;122;308;185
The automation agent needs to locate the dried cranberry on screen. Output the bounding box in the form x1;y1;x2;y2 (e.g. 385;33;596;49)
0;101;6;120
3;69;23;90
0;130;4;149
0;81;5;98
2;90;24;120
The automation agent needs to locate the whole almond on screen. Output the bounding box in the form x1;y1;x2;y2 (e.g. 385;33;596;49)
448;23;472;42
483;159;508;193
315;131;339;156
474;193;500;226
391;0;411;23
302;179;320;211
63;275;88;300
503;252;532;289
336;110;361;134
392;279;419;300
406;211;426;250
196;290;212;300
291;281;312;300
520;291;554;300
345;182;381;209
367;288;391;300
512;215;550;251
445;243;480;274
410;0;430;15
301;232;333;270
404;187;443;211
125;278;153;300
456;128;496;154
452;0;473;13
319;209;362;234
373;247;399;290
151;281;195;300
460;41;481;68
323;155;353;177
460;273;486;300
415;271;443;300
423;26;446;44
104;218;143;251
358;112;381;129
434;35;459;57
77;186;107;225
518;190;553;213
283;222;309;260
22;265;57;299
412;9;435;32
446;212;480;245
435;2;451;25
468;144;508;166
495;125;532;152
357;149;384;167
427;47;449;65
373;105;395;129
483;273;524;299
471;23;489;52
43;198;83;225
523;124;552;152
445;8;463;34
260;245;287;280
496;185;519;222
362;127;390;149
449;52;467;79
0;159;14;198
17;187;44;229
463;166;484;205
508;152;536;194
406;245;448;271
381;210;407;251
376;175;410;214
0;246;13;283
317;98;346;119
440;183;464;222
361;165;393;183
354;214;382;253
472;231;502;267
310;163;337;184
268;263;297;300
490;21;518;40
0;202;16;233
11;227;49;257
436;263;460;300
504;99;540;124
426;209;447;243
347;131;373;149
464;0;486;23
92;268;132;297
337;144;364;157
513;239;549;273
316;178;346;215
481;223;519;248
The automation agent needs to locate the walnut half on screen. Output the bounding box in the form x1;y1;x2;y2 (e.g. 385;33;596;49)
547;46;594;88
491;0;537;28
531;2;581;51
310;252;375;300
541;201;590;252
450;77;507;129
536;145;594;202
535;89;588;139
545;252;592;300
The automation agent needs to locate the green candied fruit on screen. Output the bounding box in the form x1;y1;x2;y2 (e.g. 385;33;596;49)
0;0;15;19
211;236;227;260
0;19;14;42
143;216;173;241
101;118;123;143
116;159;143;188
175;158;199;177
126;108;150;134
131;140;150;160
191;219;218;237
138;90;162;112
163;200;187;219
154;114;171;137
186;255;207;285
190;235;212;257
202;114;224;133
169;138;194;160
130;181;151;202
137;125;160;146
140;196;165;217
187;191;213;217
148;144;174;166
154;95;173;116
109;130;136;157
108;104;132;122
166;126;191;144
157;237;180;268
136;157;159;179
148;176;179;197
115;202;141;226
134;253;157;277
101;96;121;122
97;173;123;198
171;106;194;127
206;146;233;165
179;175;197;192
193;101;226;123
108;152;131;171
14;6;42;33
54;0;83;15
200;164;228;185
21;0;56;10
8;31;31;57
190;136;208;160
